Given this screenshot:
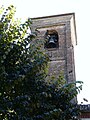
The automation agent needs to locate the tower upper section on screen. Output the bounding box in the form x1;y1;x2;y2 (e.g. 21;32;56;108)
31;13;77;83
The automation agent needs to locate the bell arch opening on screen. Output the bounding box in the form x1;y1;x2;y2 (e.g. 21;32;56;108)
44;29;59;49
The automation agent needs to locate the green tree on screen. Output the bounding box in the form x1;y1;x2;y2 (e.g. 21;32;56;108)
0;5;83;120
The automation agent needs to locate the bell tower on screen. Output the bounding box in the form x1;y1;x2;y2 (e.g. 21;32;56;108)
31;13;77;83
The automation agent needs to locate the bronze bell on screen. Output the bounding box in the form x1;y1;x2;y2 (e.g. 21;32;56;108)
48;35;57;48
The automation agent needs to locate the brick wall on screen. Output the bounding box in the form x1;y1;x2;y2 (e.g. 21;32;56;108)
80;104;90;119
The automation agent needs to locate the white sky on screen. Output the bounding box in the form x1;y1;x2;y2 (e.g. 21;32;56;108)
1;0;90;104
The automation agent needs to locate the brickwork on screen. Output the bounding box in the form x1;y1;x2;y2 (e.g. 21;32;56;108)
80;104;90;119
31;13;77;83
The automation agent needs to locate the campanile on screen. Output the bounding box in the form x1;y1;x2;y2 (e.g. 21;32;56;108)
31;13;77;83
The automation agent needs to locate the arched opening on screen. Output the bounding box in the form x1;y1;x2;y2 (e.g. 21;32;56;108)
44;29;59;49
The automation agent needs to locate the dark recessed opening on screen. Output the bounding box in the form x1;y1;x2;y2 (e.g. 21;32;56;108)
44;30;59;49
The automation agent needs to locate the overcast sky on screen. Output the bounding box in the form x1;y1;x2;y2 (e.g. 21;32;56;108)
1;0;90;104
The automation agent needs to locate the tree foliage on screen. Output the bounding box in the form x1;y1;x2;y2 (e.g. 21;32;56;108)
0;5;83;120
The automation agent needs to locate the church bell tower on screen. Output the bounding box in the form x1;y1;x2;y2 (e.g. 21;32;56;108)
31;13;77;83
